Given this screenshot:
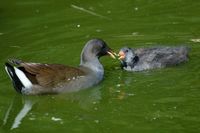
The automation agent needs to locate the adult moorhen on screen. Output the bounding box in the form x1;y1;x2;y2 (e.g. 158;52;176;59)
5;39;116;95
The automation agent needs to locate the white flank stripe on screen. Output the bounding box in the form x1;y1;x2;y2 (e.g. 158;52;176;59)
5;66;13;80
14;67;32;88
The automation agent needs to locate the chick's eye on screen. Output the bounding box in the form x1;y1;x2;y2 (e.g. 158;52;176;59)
125;49;129;53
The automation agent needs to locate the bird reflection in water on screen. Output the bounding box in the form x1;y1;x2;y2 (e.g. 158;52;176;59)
1;86;102;130
2;94;37;130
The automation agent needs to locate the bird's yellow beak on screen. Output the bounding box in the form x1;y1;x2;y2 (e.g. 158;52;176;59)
107;51;118;59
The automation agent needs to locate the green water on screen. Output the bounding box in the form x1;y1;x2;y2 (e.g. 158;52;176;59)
1;0;200;132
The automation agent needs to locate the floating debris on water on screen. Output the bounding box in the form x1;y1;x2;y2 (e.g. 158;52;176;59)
113;32;143;38
132;32;139;35
96;29;101;32
127;93;135;96
190;38;200;43
71;4;111;20
94;120;99;123
116;84;121;87
77;24;80;28
152;117;157;120
9;45;21;48
29;117;35;120
51;117;62;122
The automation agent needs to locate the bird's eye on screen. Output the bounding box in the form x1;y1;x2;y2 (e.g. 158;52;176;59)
102;44;106;49
125;49;129;53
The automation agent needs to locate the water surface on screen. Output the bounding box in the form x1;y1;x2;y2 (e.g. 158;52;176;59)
0;0;200;132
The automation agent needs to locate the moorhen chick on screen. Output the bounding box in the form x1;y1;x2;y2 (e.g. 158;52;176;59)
118;46;189;71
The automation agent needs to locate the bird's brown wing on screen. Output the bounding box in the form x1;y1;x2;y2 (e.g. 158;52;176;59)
10;59;85;87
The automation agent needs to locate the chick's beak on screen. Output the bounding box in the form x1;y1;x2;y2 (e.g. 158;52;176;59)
118;51;125;60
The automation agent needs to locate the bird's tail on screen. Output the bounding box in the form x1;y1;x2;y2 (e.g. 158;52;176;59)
180;46;190;61
8;59;23;65
5;63;24;93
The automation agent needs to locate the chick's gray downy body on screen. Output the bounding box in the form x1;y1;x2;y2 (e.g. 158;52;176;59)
119;46;189;71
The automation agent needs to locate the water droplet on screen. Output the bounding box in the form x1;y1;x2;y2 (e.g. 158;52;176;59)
190;39;200;43
134;7;138;11
116;84;121;87
127;93;135;96
107;10;111;14
51;117;62;121
132;32;138;35
96;29;101;32
94;120;99;123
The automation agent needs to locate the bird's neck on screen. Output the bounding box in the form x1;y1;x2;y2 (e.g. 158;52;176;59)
80;58;104;80
80;48;104;80
80;57;104;72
